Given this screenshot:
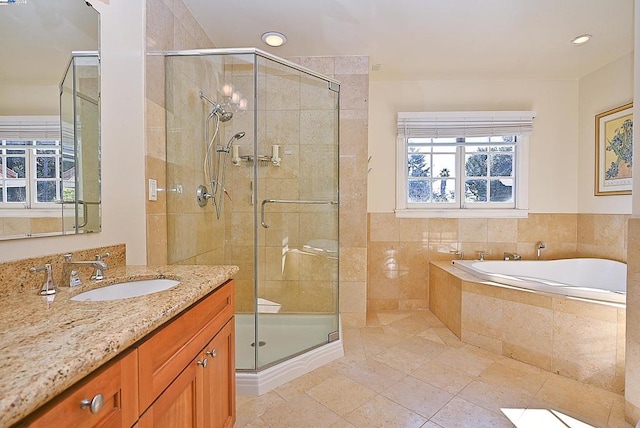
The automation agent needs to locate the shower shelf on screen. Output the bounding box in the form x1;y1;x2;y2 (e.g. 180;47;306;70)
238;155;280;166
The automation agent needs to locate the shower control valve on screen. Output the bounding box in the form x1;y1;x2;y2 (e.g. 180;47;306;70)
196;185;213;208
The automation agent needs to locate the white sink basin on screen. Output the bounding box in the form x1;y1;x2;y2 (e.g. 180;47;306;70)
71;279;180;302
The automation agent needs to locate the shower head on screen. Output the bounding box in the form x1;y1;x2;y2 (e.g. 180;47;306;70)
224;131;246;150
199;91;233;122
219;110;233;122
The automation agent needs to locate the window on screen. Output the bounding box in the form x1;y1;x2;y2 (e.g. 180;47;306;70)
0;140;63;208
396;111;535;218
0;116;65;210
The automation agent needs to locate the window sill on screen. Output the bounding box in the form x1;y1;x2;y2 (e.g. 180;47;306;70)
395;208;529;219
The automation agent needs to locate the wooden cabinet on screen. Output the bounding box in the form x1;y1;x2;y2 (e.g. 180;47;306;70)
138;279;235;428
22;280;235;428
21;349;138;428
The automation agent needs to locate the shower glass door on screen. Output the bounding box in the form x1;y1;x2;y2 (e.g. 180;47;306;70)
254;56;339;369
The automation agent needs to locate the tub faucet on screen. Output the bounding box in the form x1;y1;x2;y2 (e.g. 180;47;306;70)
536;242;546;260
503;252;521;261
63;254;108;286
450;250;464;260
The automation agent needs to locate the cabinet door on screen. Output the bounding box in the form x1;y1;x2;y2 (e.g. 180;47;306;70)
202;318;235;428
138;280;234;413
138;355;204;428
23;349;138;428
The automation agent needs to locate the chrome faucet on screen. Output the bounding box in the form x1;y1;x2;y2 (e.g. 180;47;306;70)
30;263;58;295
450;250;464;260
503;252;521;261
536;242;546;260
63;253;108;286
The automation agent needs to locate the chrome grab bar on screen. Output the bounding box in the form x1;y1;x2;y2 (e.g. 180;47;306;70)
261;199;338;228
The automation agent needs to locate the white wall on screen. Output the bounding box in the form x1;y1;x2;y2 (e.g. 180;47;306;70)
368;79;580;213
578;53;633;214
0;0;147;264
0;85;58;116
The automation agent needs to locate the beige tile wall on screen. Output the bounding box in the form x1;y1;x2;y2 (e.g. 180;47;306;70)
431;261;625;394
145;0;215;266
368;212;629;310
625;217;640;423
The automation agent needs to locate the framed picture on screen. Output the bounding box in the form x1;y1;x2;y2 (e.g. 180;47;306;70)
595;103;633;196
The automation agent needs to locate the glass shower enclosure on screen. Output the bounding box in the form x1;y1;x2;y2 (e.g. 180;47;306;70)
165;49;340;371
60;51;101;235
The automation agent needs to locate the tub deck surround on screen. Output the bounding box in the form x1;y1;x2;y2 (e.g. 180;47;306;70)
429;261;626;394
0;264;239;427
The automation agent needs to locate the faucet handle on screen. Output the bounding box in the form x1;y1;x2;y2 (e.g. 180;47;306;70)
91;253;109;281
95;252;110;261
30;263;58;295
63;253;73;262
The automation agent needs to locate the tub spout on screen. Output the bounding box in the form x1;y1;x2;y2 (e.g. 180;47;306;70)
536;242;546;260
503;252;521;261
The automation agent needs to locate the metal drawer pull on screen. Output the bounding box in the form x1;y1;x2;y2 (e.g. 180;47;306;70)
80;393;104;414
260;199;338;228
206;349;217;358
197;358;208;368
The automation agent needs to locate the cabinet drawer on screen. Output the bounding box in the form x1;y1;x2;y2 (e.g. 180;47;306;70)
138;280;234;412
22;349;138;428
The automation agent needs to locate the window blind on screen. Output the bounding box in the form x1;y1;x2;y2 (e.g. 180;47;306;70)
0;116;60;140
397;111;536;139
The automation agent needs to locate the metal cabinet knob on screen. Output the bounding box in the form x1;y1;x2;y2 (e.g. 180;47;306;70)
197;358;208;368
80;393;104;414
206;349;217;358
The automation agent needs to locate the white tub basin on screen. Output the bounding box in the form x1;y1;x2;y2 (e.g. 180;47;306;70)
71;279;180;302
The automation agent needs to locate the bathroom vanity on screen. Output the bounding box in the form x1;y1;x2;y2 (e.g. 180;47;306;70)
0;263;238;427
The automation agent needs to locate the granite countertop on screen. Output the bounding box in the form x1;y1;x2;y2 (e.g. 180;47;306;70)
0;264;239;427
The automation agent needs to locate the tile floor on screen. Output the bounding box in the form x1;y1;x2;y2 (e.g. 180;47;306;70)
236;310;632;428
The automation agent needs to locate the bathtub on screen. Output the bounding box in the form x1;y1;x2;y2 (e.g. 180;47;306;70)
451;258;626;304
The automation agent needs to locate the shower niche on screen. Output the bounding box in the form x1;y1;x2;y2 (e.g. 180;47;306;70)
165;49;340;380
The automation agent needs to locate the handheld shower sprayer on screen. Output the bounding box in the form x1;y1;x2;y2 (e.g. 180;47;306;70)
220;131;246;152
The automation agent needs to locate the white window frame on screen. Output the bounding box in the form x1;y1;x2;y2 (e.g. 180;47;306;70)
396;111;535;218
0;116;62;215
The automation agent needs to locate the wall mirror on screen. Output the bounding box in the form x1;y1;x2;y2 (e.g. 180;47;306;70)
0;0;100;240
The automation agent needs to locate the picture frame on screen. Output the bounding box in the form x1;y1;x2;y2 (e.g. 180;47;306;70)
595;103;633;196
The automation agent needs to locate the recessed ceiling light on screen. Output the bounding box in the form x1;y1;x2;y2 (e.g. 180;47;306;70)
261;31;287;47
570;34;592;45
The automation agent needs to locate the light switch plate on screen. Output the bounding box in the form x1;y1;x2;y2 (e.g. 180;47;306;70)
149;179;158;201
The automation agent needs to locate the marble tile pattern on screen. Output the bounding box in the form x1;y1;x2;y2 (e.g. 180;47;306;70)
430;261;626;394
0;263;238;427
368;212;629;311
236;309;632;427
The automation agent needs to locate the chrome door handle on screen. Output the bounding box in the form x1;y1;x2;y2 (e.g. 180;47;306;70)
206;349;217;358
197;358;208;368
260;199;338;228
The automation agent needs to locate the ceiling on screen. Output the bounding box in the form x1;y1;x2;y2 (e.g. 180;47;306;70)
182;0;634;81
